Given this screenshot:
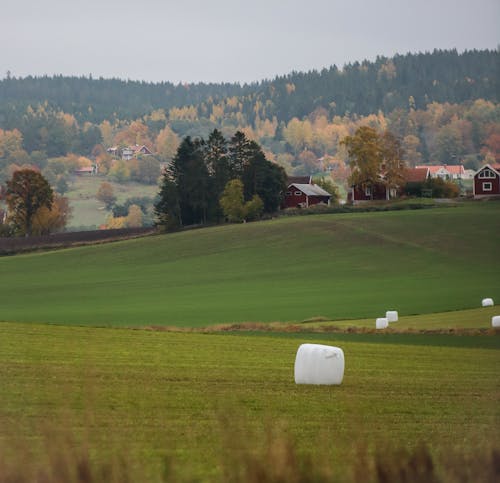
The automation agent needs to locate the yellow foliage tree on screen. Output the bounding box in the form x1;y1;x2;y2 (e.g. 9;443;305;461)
126;204;143;228
31;195;72;235
156;125;180;162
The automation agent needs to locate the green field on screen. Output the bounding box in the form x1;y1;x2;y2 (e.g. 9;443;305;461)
1;202;499;328
1;203;500;481
0;323;498;482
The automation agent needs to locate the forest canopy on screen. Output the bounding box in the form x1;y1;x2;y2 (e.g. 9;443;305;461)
0;49;498;180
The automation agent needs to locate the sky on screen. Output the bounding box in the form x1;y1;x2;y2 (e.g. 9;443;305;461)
1;0;499;84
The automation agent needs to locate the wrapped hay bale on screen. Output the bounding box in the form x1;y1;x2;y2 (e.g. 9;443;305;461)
294;343;344;385
492;316;500;328
386;310;398;322
376;317;389;329
482;298;494;307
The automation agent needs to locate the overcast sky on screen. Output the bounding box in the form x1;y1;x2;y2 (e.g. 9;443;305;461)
1;0;499;84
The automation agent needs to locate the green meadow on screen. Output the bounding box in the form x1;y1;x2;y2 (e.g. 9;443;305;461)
1;202;499;481
1;202;499;328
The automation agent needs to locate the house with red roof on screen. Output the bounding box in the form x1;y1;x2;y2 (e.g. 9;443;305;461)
416;164;465;180
473;164;500;198
74;165;98;176
121;145;154;161
348;167;430;202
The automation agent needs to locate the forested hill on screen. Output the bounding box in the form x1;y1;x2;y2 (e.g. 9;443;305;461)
0;49;497;124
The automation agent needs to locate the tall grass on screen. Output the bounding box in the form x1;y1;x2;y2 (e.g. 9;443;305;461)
1;424;498;482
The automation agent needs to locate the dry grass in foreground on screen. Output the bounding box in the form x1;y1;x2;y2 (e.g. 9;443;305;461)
0;428;498;483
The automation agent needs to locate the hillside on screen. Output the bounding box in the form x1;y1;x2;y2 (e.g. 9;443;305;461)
1;203;499;327
1;49;497;123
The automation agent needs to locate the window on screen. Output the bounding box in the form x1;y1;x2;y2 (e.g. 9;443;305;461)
479;169;496;179
285;191;291;196
483;182;492;191
365;187;371;197
294;191;302;196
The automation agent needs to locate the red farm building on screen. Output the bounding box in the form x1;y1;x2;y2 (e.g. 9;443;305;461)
284;182;332;208
473;164;500;198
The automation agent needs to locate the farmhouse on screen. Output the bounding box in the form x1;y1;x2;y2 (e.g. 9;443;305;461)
473;163;500;198
121;144;154;160
416;164;466;180
348;181;389;202
107;145;154;160
349;167;430;202
284;183;332;208
74;164;98;176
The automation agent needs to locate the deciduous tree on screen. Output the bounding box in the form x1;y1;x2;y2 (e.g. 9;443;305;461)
96;182;116;210
5;168;53;236
31;194;71;235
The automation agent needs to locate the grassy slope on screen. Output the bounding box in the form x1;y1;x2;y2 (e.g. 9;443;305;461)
1;203;499;328
0;323;498;481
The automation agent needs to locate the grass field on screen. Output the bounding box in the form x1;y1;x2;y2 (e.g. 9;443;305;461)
0;322;498;482
1;203;499;481
1;202;499;328
66;176;158;229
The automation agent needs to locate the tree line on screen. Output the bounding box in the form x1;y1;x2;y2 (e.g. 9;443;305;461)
0;50;497;185
155;130;287;228
1;49;497;123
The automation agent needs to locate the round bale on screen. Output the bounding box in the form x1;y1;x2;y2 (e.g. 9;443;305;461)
294;343;344;385
386;310;398;322
482;298;494;307
492;316;500;328
376;317;389;329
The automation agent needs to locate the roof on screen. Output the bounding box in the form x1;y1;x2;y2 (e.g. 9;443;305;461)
290;183;331;197
74;166;94;172
404;167;429;183
129;144;152;154
475;163;500;176
416;164;465;175
288;176;312;185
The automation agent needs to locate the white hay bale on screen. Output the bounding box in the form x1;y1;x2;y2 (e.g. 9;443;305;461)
376;317;389;329
492;316;500;328
294;344;344;385
482;298;494;307
386;310;398;323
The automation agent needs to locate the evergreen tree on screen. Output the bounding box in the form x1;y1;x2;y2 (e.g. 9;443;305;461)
167;136;210;226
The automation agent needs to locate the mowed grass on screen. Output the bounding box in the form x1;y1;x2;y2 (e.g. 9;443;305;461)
0;322;498;481
308;306;500;331
1;202;499;328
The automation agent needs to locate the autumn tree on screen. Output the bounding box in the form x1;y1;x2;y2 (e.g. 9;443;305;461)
380;130;406;194
156;125;180;162
341;127;405;198
341;126;383;193
126;204;143;227
96;182;116;209
31;194;71;235
5;169;53;236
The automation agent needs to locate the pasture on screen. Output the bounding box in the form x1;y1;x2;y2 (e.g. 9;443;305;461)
1;202;499;481
65;176;157;229
0;322;498;482
1;202;499;328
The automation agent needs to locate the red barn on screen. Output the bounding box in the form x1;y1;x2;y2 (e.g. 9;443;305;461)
473;164;500;198
284;183;331;208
